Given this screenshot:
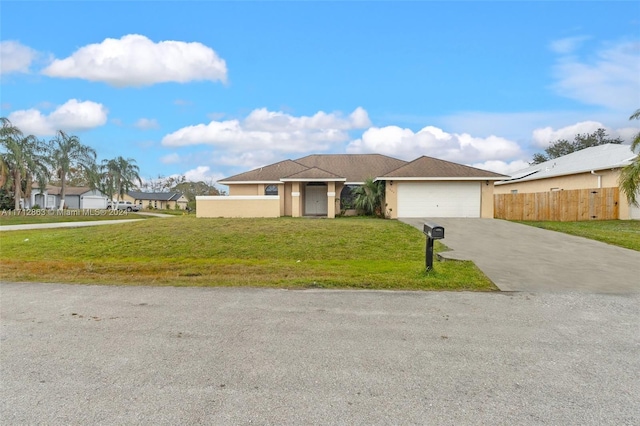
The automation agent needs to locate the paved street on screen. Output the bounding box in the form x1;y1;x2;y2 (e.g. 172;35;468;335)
1;283;638;425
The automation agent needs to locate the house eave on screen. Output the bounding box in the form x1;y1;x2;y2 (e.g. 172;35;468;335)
495;165;624;186
376;176;505;181
279;178;346;182
218;180;283;185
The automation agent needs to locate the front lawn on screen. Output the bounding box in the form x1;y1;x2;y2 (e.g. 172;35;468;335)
0;217;496;291
516;220;640;251
0;210;147;226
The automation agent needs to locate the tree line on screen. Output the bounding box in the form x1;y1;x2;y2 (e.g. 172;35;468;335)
0;117;219;211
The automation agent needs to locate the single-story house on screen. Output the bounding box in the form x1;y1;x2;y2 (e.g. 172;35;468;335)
197;154;506;219
124;191;188;210
495;144;640;220
26;185;108;209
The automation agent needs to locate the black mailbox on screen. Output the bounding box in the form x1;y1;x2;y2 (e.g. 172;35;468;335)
423;221;445;271
423;222;445;240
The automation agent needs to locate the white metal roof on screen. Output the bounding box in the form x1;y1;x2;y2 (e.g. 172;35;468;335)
496;144;637;185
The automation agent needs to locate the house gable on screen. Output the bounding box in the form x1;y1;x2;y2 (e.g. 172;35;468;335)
381;156;507;180
220;160;309;184
295;154;407;183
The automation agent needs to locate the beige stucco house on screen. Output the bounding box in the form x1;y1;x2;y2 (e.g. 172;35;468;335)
197;154;506;219
495;144;640;220
124;191;188;210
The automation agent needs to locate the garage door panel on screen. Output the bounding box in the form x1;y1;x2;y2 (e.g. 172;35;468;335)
397;182;480;218
81;196;107;209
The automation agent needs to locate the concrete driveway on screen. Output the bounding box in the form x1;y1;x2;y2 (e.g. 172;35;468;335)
401;218;640;293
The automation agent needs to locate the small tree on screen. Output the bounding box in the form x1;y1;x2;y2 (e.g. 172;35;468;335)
352;177;385;217
620;109;640;207
0;118;49;210
48;130;97;209
100;156;142;206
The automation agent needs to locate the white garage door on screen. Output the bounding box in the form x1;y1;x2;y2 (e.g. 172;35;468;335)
397;181;481;218
81;196;107;209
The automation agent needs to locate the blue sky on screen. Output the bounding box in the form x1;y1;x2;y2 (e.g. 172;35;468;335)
2;1;639;187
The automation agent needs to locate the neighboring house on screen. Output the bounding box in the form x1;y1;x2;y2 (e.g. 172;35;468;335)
495;144;640;220
197;154;506;219
27;185;108;209
124;191;188;210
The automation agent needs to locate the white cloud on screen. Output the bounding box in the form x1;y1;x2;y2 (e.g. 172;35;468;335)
244;106;370;132
7;99;108;136
0;41;37;74
531;121;638;148
181;166;224;183
215;151;283;170
531;121;605;148
552;40;640;110
42;34;227;87
161;107;370;154
470;160;532;176
617;126;640;143
160;153;180;164
549;36;590;54
134;118;159;130
346;125;524;164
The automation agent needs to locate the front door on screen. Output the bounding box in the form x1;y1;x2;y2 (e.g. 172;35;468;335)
305;184;328;216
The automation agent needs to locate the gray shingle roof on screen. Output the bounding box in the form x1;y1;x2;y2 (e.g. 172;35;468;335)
128;191;185;201
220;154;408;184
295;154;407;183
34;185;96;196
282;167;344;180
382;156;508;179
218;153;507;184
220;160;309;183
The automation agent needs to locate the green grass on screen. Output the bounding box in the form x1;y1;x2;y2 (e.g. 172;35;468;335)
140;209;190;216
0;216;496;291
516;220;640;251
0;210;148;225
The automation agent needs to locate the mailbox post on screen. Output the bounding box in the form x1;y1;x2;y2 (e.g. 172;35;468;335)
423;221;445;271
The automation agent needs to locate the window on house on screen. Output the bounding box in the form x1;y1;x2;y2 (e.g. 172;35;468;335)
340;185;359;210
511;190;518;194
265;185;278;196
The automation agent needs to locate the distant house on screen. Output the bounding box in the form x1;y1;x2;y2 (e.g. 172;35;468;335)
495;144;640;220
124;191;188;210
27;185;108;209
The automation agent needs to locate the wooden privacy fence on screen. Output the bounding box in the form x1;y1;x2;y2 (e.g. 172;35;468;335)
494;187;619;221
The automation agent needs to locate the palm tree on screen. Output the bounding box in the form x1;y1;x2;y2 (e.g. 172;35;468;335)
352;177;385;217
49;130;97;209
0;118;49;210
100;156;142;206
620;109;640;207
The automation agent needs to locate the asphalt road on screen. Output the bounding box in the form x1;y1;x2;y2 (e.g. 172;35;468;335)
1;283;638;425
